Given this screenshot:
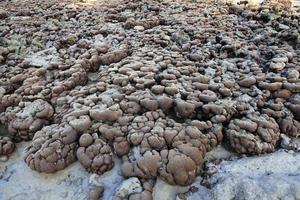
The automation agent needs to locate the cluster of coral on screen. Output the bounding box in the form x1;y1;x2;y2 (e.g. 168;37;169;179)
0;0;300;199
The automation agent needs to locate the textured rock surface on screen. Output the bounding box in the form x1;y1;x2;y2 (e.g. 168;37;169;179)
115;177;143;198
181;150;300;200
3;144;300;200
1;0;300;198
0;142;90;200
0;142;126;200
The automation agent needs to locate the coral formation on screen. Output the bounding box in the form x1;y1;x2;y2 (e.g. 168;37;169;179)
24;123;78;173
0;136;15;156
0;0;299;198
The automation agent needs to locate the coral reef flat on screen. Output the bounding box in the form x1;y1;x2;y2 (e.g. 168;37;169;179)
0;0;300;199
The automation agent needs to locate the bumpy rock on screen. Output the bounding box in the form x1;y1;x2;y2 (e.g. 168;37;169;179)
89;186;104;200
226;113;280;154
278;117;300;137
115;177;143;198
1;0;300;195
77;133;114;175
24;123;78;173
0;136;15;156
3;99;54;141
122;111;223;185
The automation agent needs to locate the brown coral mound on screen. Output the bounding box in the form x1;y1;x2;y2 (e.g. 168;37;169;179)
121;110;223;185
0;0;300;195
24;123;78;173
77;133;114;174
1;99;54;141
0;136;15;156
226;113;280;154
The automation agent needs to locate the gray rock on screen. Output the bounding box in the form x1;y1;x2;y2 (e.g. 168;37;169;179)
134;26;145;31
153;178;189;200
183;150;300;200
115;177;142;198
171;31;190;46
24;47;60;68
278;24;290;30
0;142;90;200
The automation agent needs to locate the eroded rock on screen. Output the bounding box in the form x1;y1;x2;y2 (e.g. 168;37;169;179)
24;123;78;173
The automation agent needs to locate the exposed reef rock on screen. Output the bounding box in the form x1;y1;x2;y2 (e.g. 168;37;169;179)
0;136;15;156
0;0;299;198
77;133;114;175
180;150;300;200
24;123;78;173
226;113;280;154
1;99;54;141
